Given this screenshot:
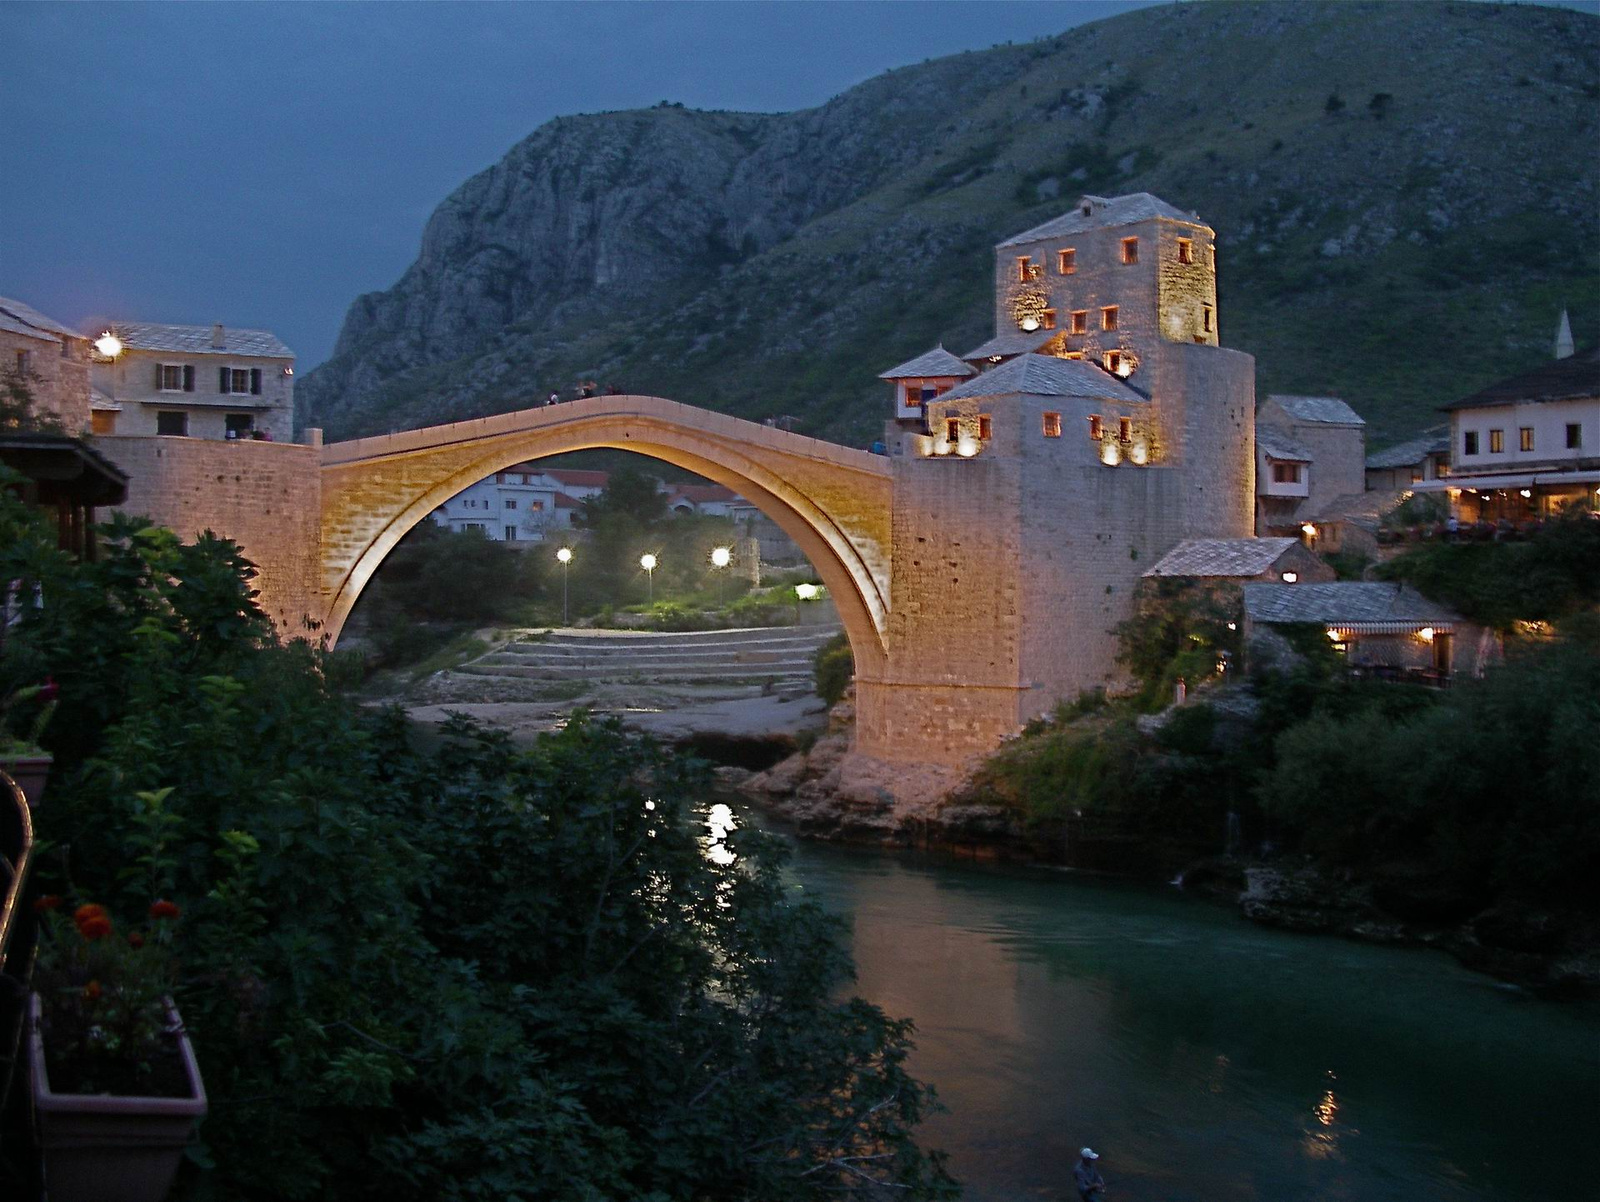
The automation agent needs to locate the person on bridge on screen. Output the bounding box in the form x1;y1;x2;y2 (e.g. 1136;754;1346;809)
1074;1148;1105;1200
545;390;559;406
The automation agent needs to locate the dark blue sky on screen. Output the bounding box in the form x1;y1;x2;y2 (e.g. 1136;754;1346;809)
1;1;1161;370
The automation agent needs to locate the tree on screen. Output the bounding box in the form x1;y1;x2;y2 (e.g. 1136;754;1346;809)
0;365;66;434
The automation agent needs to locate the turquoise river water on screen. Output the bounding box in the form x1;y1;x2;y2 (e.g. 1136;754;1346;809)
776;834;1598;1202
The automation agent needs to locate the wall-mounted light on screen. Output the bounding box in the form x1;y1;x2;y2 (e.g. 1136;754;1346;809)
1281;571;1299;583
1019;316;1041;332
1129;438;1149;465
1519;488;1532;499
1101;442;1121;467
1300;523;1317;538
1418;626;1436;642
94;332;122;358
957;435;979;458
283;366;295;377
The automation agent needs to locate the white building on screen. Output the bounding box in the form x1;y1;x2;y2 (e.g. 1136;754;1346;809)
89;322;295;442
431;463;584;543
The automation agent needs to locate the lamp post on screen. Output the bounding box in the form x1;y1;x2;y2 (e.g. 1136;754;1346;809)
640;553;657;603
556;547;572;625
710;545;731;605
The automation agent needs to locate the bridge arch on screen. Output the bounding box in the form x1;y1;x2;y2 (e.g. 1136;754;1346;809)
318;396;894;675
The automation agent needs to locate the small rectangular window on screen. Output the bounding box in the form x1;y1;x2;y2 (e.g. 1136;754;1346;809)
1488;429;1504;454
1070;310;1088;335
496;472;506;484
530;500;544;511
1519;427;1534;452
1121;237;1139;265
90;410;116;436
1058;249;1076;275
1567;423;1583;449
1463;431;1479;456
159;364;184;391
14;350;27;374
156;410;188;436
1041;309;1057;330
1103;351;1122;374
1272;462;1300;484
1101;306;1119;331
1202;305;1213;333
1088;415;1102;440
946;417;960;442
505;498;518;510
1177;238;1193;264
1016;256;1040;282
1042;412;1062;438
224;412;253;437
1118;417;1132;444
978;415;992;441
504;526;518;541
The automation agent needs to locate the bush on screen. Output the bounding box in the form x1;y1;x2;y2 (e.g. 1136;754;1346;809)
813;632;853;705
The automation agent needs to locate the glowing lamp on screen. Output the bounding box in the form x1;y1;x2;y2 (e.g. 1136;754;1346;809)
1226;622;1237;631
1019;316;1041;332
639;553;657;572
94;332;122;358
710;546;731;568
1115;360;1134;378
1282;571;1299;583
1326;628;1341;641
1100;442;1121;467
1418;627;1436;643
556;547;572;564
795;583;819;601
1519;489;1532;499
1301;523;1317;538
957;436;979;458
1129;438;1149;465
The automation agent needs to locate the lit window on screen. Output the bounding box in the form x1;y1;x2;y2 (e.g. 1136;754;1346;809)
156;410;188;436
90;410;117;435
1101;306;1119;331
1070;310;1088;334
1567;423;1583;449
1118;417;1131;443
1488;429;1504;454
1103;351;1122;374
1088;415;1102;440
1041;309;1057;330
1121;237;1139;265
946;417;960;442
1016;256;1041;282
1042;412;1062;438
530;501;544;511
1519;427;1534;452
1202;305;1213;333
1463;431;1479;456
1058;248;1076;275
1177;238;1193;264
978;415;992;440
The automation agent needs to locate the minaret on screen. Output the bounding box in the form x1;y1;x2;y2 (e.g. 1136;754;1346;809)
1555;309;1574;360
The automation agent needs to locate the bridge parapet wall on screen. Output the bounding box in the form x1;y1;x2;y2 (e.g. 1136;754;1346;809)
93;436;324;639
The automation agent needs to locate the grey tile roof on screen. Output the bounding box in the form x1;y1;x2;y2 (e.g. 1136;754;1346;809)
1365;428;1450;470
960;331;1058;361
0;297;82;341
1267;394;1366;426
1143;538;1301;579
1256;428;1312;461
997;193;1204;248
1305;490;1405;529
939;354;1147;404
0;311;53;342
107;322;294;359
1440;344;1599;410
879;347;976;380
1243;582;1460;626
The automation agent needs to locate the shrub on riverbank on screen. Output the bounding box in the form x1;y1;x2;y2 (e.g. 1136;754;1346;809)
814;631;853;706
1;492;954;1201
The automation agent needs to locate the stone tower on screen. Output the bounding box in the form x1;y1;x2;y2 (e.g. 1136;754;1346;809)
855;194;1255;762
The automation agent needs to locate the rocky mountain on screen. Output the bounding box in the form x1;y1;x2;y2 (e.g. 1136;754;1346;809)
301;1;1599;449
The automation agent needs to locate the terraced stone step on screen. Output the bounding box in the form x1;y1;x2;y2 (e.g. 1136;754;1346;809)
457;662;814;682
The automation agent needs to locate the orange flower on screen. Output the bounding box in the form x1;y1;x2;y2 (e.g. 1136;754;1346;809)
73;903;107;926
127;931;145;949
148;900;181;921
77;914;113;940
33;894;63;913
82;980;102;1001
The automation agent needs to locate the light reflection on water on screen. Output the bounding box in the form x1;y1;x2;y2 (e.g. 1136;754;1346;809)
775;834;1600;1202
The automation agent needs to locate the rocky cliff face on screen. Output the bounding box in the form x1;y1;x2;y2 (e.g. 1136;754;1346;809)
302;1;1599;445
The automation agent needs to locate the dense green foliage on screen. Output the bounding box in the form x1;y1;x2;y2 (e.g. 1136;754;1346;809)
813;632;854;707
1113;581;1240;712
2;491;952;1200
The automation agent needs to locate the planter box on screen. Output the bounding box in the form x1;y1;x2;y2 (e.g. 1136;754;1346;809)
1;753;51;808
28;993;208;1202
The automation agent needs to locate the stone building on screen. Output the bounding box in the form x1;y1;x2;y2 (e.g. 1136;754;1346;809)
1254;394;1366;535
0;297;92;433
1364;427;1451;492
89;322;295;442
863;192;1255;745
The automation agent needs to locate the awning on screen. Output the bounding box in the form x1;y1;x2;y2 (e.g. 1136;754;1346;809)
1329;621;1454;635
1409;469;1600;492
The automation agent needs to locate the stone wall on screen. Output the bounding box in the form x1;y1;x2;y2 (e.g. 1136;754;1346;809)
93;436;324;640
1;329;90;433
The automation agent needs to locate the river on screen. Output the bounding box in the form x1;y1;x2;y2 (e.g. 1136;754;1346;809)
776;833;1597;1202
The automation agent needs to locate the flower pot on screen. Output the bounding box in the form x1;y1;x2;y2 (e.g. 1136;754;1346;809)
1;753;51;808
28;992;208;1202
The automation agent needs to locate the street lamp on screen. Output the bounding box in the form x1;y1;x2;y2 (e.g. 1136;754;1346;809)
710;545;731;604
640;552;657;602
794;581;819;625
556;547;573;625
94;331;123;411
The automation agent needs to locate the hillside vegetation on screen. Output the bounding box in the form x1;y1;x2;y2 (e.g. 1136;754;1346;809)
301;1;1599;449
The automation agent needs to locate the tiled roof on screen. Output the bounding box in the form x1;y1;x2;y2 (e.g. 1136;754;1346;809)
997;193;1203;248
666;483;737;504
1305;490;1405;529
939;354;1146;404
879;347;975;380
0;297;82;341
1243;582;1460;626
0;311;52;342
107;322;294;359
1267;394;1366;426
1365;428;1450;470
1440;344;1599;411
1256;428;1312;461
960;331;1058;361
553;492;583;509
1143;538;1301;579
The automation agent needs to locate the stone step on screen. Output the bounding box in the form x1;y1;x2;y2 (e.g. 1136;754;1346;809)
514;624;841;649
484;646;822;665
457;662;814;682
